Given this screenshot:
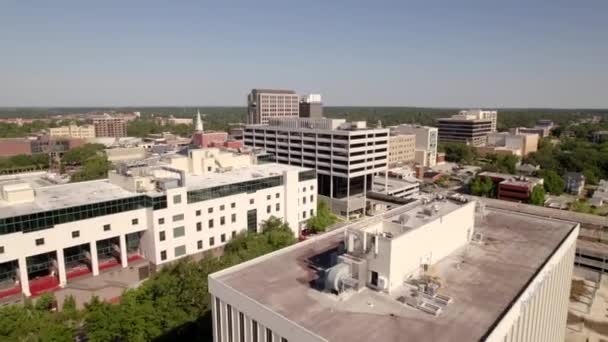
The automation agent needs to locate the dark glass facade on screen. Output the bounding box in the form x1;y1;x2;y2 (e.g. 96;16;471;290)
187;176;283;204
298;169;316;182
0;195;167;235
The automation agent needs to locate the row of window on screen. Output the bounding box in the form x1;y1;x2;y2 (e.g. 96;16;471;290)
219;300;288;342
187;176;283;204
159;231;238;261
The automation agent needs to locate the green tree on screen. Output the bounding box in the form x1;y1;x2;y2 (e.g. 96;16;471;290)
529;185;546;206
470;175;494;197
441;142;478;164
307;200;338;234
538;170;564;195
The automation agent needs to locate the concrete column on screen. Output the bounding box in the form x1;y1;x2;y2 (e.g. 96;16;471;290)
120;234;128;268
90;241;99;276
346;177;350;221
18;257;30;297
56;248;67;287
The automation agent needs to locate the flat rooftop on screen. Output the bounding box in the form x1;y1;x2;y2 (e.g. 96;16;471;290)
185;163;311;191
213;203;577;342
0;179;138;219
372;176;418;193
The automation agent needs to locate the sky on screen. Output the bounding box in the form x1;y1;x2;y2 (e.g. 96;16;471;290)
1;0;607;108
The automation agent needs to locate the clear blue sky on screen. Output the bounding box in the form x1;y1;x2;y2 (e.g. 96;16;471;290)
1;0;607;108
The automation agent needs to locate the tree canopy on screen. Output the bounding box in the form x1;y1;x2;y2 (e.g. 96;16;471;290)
307;200;338;234
529;185;546;206
469;175;494;197
537;170;565;195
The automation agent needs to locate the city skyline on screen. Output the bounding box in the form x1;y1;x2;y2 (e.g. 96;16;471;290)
1;1;607;108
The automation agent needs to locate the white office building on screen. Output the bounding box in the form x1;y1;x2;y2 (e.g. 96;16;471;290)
244;117;389;217
0;148;316;298
210;197;578;342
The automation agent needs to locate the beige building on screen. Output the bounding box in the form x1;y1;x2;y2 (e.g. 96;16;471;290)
247;89;300;124
482;132;539;156
388;134;415;165
93;115;128;138
209;198;577;342
49;125;96;139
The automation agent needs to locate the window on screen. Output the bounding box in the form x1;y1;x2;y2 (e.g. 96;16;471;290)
266;328;273;342
103;224;111;231
209;237;215;246
207;166;212;172
304;197;307;204
196;222;202;231
310;185;314;190
173;194;182;204
275;193;280;198
220;205;225;211
267;194;271;200
72;230;80;238
252;321;258;342
310;195;314;202
158;218;165;225
197;240;203;250
221;234;226;243
173;214;184;222
231;213;236;223
0;246;4;254
173;226;185;238
267;205;271;214
174;245;186;257
239;312;245;342
220;216;225;225
208;219;214;228
302;211;307;219
35;238;44;246
250;198;254;204
159;231;166;241
160;250;167;261
231;202;236;208
281;339;288;342
227;304;233;342
310;209;314;217
195;210;201;216
208;207;213;214
302;187;306;192
216;298;222;342
232;231;236;238
132;218;139;225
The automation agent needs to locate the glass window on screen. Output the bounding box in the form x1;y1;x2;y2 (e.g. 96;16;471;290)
220;216;225;225
197;240;203;250
310;209;314;217
132;218;139;225
232;231;236;238
35;238;44;246
160;250;167;261
196;222;202;231
276;203;280;211
209;237;215;246
266;328;273;342
186;176;283;204
275;193;280;198
267;195;271;200
173;194;181;204
158;218;165;225
267;205;271;214
310;195;314;202
196;210;201;216
174;245;186;257
231;213;236;223
302;187;306;192
221;234;226;243
302;211;307;219
0;246;4;254
227;304;233;342
173;214;184;222
239;312;245;342
250;199;254;204
220;205;225;211
208;207;213;213
303;197;306;204
208;219;214;228
72;230;79;238
231;202;236;208
159;231;166;241
252;321;258;342
173;226;185;238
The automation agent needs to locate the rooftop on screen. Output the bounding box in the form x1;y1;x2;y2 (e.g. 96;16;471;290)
212;202;576;342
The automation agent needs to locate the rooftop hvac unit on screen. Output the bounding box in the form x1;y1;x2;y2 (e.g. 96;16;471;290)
377;276;388;290
325;263;350;293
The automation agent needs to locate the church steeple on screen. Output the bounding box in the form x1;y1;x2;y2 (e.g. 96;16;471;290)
195;110;204;132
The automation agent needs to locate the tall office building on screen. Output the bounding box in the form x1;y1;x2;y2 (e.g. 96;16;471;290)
388;133;416;166
244;117;389;217
247;89;300;124
437;115;492;147
209;197;578;342
299;94;323;119
390;124;438;167
0;149;315;298
93;115;128;138
458;109;498;132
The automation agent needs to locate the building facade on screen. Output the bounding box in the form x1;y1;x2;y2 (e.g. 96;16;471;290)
299;94;323;119
389;124;438;167
93;116;128;138
388;133;415;166
564;172;585;196
209;198;578;342
0;151;315;298
244;118;389;217
437;117;493;147
247;89;300;124
481;132;539;156
49;125;96;139
458;109;498;132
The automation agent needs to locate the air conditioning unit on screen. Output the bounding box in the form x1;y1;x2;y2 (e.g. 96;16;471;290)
377;276;388;290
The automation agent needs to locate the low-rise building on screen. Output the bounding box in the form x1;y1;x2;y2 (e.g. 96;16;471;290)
564;172;585;196
0;149;315;298
478;172;544;203
209;197;578;342
591;180;608;207
389;124;438;167
388;133;416;166
478;132;539;157
49;125;96;139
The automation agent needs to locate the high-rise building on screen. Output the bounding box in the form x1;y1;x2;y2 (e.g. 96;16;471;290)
388;133;416;166
437;116;492;147
0;149;315;298
458;109;498;132
49;125;96;139
247;89;300;124
93;115;128;138
389;125;438;167
209;197;578;342
244;117;389;217
299;94;323;119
